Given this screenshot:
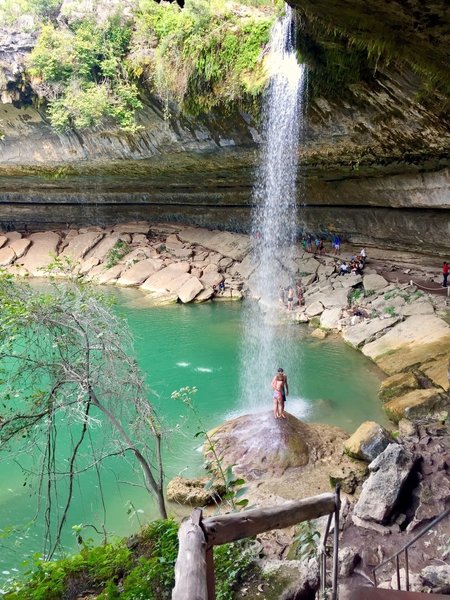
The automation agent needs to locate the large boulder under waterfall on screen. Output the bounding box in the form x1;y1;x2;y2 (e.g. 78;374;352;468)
204;411;348;481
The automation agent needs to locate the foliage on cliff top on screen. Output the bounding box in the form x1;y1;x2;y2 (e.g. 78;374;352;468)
28;15;142;132
21;0;276;131
4;519;255;600
131;0;276;116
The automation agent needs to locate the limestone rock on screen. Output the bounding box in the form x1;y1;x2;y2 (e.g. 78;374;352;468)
165;234;183;248
140;263;190;293
338;547;360;577
421;355;450;391
172;246;194;260
329;463;368;494
320;307;342;329
400;300;434;316
295;311;309;323
342;316;399;348
363;273;389;292
362;315;450;365
194;287;215;302
0;247;16;266
120;247;153;266
340;274;363;288
142;292;178;306
5;232;22;242
167;476;225;506
213;289;243;301
200;270;223;288
206;412;310;480
305;301;324;317
353;444;415;524
78;256;100;275
321;287;349;308
301;273;316;286
84;233;122;262
379;372;419;402
132;233;148;245
60;232;104;261
0;235;7;249
311;328;327;339
420;565;450;594
384;388;445;423
95;264;124;284
177;276;203;303
301;257;320;274
205;411;347;481
116;258;162;286
19;232;60;276
178;227;251;261
344;421;392;462
9;238;31;259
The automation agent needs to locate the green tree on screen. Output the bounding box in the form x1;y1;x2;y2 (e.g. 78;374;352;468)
0;272;167;558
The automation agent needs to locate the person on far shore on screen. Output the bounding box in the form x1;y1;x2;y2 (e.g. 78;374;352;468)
279;286;285;306
287;286;294;311
271;367;288;419
443;261;449;287
307;235;313;253
334;235;341;255
339;261;348;276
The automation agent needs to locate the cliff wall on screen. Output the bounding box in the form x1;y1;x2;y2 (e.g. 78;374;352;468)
0;1;449;254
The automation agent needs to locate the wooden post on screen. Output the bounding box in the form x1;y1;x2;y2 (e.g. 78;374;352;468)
331;485;340;600
172;509;208;600
205;546;215;600
202;493;335;546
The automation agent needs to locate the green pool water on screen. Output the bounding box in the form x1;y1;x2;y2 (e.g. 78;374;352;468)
0;288;386;588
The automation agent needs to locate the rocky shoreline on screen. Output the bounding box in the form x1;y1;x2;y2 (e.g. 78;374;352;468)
1;221;448;419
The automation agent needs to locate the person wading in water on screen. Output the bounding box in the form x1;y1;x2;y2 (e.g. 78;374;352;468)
271;367;288;419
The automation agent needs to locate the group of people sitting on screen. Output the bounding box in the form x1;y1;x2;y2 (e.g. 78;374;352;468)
338;249;367;276
279;282;304;311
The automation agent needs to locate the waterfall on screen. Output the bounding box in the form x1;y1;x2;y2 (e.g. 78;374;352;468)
239;7;306;410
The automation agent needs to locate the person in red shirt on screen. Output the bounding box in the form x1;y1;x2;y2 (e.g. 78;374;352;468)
443;262;449;287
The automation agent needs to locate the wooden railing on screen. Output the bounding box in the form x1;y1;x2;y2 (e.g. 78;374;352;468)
172;489;341;600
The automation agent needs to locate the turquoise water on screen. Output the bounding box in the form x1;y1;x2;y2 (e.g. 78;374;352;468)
0;289;385;588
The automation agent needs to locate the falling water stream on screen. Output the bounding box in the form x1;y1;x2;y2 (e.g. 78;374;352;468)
240;7;307;407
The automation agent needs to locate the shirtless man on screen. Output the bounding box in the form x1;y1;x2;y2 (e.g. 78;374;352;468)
271;367;288;419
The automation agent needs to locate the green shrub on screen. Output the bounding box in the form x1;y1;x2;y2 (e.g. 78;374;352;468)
105;240;131;269
28;16;141;132
5;520;256;600
384;306;397;317
133;0;275;116
349;288;363;304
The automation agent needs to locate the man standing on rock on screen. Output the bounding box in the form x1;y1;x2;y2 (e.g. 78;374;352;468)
271;368;288;419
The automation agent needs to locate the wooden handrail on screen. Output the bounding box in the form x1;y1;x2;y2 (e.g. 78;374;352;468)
172;492;337;600
203;493;335;547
